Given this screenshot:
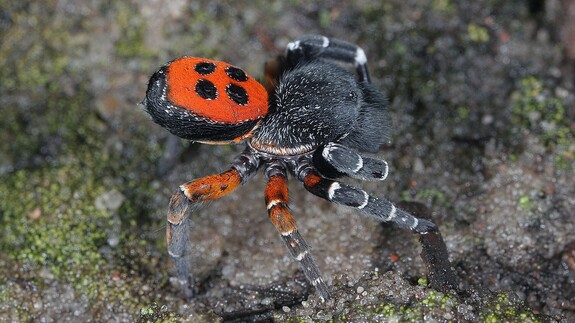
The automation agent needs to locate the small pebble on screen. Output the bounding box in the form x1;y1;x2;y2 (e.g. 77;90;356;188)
260;298;272;305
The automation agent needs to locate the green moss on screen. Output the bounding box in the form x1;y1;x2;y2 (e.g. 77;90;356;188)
285;318;311;323
0;3;165;311
0;105;165;317
371;289;459;321
0;57;107;262
0;1;78;95
352;284;548;321
518;195;532;210
374;303;400;317
417;277;428;286
479;292;541;322
431;0;455;14
456;105;470;120
420;289;458;309
0;161;104;288
138;303;182;322
511;76;574;170
402;188;448;207
318;9;332;29
467;23;490;43
114;2;156;59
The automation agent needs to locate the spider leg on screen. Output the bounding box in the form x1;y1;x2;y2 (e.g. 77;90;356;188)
285;35;371;83
166;148;259;298
264;162;330;300
314;142;389;181
298;170;437;234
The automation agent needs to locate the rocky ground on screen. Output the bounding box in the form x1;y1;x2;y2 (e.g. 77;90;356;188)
0;0;574;322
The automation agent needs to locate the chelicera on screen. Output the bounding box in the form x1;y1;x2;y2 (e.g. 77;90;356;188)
143;35;438;300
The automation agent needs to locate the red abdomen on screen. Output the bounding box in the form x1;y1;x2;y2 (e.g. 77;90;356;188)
166;57;268;123
144;57;269;143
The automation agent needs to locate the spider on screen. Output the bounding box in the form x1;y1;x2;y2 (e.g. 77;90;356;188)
143;35;438;300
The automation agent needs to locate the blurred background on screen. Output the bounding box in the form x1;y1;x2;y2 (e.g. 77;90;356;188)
0;0;574;321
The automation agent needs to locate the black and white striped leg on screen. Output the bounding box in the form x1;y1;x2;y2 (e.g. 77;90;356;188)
314;142;389;181
301;171;437;234
285;34;371;83
281;231;330;300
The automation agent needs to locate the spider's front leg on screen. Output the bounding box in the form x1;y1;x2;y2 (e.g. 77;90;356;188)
298;168;437;234
286;35;371;83
264;162;330;300
314;143;389;181
166;148;259;298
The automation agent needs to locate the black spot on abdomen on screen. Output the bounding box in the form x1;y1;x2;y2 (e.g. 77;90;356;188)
195;79;218;100
194;62;216;75
226;83;248;105
225;66;248;82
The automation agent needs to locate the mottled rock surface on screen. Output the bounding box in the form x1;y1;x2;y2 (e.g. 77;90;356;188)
1;0;573;321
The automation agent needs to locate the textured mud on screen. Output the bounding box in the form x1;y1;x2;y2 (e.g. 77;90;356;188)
1;0;574;322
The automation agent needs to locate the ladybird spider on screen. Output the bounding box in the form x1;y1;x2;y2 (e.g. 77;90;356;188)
143;35;438;300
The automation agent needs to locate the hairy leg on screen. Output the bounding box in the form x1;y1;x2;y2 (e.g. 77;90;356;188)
265;163;330;300
314;142;389;180
167;149;259;298
285;35;372;83
299;171;437;234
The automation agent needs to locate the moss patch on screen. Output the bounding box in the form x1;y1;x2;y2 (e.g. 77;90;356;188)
512;76;574;170
1;163;107;290
479;292;541;323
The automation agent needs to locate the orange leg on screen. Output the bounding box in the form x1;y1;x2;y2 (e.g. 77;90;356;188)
167;169;242;225
265;173;330;300
265;175;296;235
166;168;244;298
